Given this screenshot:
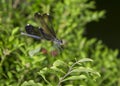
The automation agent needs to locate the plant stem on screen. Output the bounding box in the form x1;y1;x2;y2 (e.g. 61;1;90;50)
58;61;79;86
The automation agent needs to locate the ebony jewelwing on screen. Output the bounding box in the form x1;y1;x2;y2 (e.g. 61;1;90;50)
21;12;63;50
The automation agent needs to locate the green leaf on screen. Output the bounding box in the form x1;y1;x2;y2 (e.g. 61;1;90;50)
11;27;19;35
78;58;93;63
7;72;12;79
51;66;65;74
53;60;67;67
38;67;48;74
21;80;43;86
71;67;99;75
38;73;52;86
9;35;14;42
28;47;41;57
62;75;87;82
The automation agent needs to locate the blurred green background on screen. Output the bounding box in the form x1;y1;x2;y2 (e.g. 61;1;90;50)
0;0;120;86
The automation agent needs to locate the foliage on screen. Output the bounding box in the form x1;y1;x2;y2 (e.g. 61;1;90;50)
0;0;119;86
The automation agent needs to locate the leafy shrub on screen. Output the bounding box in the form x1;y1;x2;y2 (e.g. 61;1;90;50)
0;0;119;86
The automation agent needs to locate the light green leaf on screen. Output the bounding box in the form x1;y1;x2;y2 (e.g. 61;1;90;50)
53;60;67;67
38;67;48;75
71;67;100;77
51;66;65;74
78;58;93;63
71;67;94;73
9;36;14;42
64;85;73;86
28;47;41;57
63;75;87;82
38;73;52;86
12;27;19;35
7;72;12;79
21;80;43;86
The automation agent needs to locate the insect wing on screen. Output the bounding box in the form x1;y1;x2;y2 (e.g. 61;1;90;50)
25;24;41;36
34;13;56;39
42;13;56;37
23;24;43;39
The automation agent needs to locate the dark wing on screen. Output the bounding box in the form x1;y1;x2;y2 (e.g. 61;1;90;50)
34;13;56;39
25;24;42;37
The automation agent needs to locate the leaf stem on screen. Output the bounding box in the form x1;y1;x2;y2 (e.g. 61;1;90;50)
58;60;79;86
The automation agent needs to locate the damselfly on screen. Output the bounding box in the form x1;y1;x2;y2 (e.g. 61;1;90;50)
21;13;63;50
